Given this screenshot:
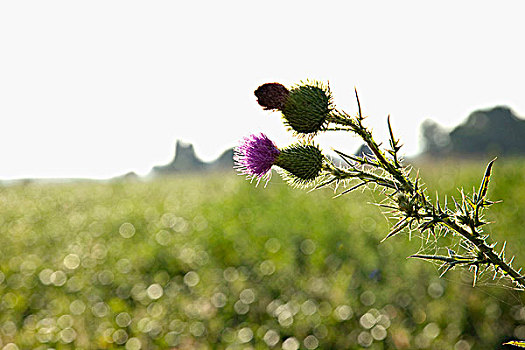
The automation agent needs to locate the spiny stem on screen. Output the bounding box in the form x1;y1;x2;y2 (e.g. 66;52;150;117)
441;217;525;287
325;94;525;289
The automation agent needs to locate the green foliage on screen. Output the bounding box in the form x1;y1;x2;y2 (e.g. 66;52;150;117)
0;163;525;349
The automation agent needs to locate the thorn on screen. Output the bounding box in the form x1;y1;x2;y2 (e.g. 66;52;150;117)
354;87;362;120
311;177;337;191
499;241;507;259
333;182;366;198
440;264;454;277
382;218;409;242
472;265;478;287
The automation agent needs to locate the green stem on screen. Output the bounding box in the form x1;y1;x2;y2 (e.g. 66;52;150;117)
328;113;412;192
441;217;525;288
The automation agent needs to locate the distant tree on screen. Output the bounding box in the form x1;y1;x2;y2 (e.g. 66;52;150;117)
209;148;234;170
421;106;525;157
450;107;525;156
152;141;234;175
354;144;374;158
153;141;206;175
420;119;450;155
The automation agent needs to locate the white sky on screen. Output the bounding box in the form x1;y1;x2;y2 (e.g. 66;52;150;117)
0;1;524;179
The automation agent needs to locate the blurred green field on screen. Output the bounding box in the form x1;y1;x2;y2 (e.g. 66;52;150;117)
1;159;525;349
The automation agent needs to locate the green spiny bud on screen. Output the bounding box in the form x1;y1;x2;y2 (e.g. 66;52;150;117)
274;143;324;187
281;82;333;134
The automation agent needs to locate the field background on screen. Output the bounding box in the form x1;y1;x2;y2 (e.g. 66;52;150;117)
1;159;525;349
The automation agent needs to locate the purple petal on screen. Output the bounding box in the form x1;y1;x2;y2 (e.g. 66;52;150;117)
234;133;280;179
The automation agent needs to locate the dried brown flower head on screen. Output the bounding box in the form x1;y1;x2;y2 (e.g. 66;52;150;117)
254;83;289;110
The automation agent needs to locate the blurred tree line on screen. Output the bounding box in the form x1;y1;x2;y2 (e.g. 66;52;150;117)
421;106;525;157
152;106;525;177
152;141;234;175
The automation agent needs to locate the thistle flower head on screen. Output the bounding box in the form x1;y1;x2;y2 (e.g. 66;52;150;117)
254;83;290;110
234;133;325;187
234;133;281;182
281;81;333;135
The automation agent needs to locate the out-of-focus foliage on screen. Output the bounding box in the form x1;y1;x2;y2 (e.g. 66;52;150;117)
0;160;525;349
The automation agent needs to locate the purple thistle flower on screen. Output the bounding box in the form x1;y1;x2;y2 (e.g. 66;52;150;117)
234;133;280;182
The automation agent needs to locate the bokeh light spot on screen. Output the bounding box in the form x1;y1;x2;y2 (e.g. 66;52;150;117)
116;312;132;327
119;223;136;238
239;289;255;304
70;299;86;315
371;325;387;341
238;327;254;343
334;304;353;321
147;283;164;300
63;254;80;270
358;331;373;347
264;329;280;347
265;238;281;253
113;329;129;345
300;239;316;255
282;337;300;350
59;327;77;343
183;271;200;287
125;337;142;350
304;335;319;349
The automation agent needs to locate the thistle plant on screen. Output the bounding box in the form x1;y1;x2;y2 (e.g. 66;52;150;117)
236;80;525;292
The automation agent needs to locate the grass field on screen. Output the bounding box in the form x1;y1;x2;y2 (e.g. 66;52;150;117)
1;159;525;349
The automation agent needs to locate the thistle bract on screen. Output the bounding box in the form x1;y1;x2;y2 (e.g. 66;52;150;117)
281;82;333;134
234;133;280;181
275;143;324;187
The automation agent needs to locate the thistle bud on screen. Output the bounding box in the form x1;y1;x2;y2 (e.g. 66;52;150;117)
274;143;324;187
254;83;290;110
281;82;333;134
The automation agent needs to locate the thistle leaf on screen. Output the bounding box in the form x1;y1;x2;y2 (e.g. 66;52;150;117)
477;157;497;204
409;254;455;263
382;218;409;242
503;340;525;348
